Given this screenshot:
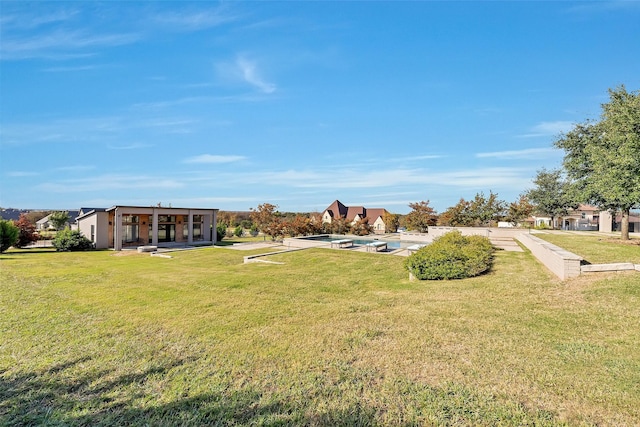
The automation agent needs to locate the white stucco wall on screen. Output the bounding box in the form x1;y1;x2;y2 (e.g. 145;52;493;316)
77;211;110;249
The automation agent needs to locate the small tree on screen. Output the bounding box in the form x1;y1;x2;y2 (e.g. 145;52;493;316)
351;217;373;236
526;168;578;229
0;219;19;252
49;211;71;230
468;191;506;226
283;215;311;237
330;216;351;235
250;203;287;240
438;198;472;226
405;201;438;232
382;211;400;233
13;214;40;248
505;194;535;227
216;223;227;241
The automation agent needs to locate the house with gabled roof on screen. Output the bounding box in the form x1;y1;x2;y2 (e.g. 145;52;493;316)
322;200;388;234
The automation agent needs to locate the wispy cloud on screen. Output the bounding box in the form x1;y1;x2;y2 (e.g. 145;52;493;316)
236;56;276;94
1;29;141;60
476;147;560;159
54;165;95;172
519;121;575;138
565;1;640;15
1;115;199;146
183;154;246;164
152;7;238;31
0;8;79;30
42;64;103;73
107;143;153;150
6;171;39;177
37;174;184;193
226;166;532;191
390;154;446;162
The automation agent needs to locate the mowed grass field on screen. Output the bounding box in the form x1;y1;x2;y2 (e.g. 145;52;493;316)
1;242;639;426
536;232;640;264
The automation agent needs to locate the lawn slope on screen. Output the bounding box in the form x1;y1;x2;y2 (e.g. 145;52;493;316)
1;247;639;425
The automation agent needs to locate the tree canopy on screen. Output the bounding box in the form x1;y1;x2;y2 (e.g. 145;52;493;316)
526;168;577;228
0;219;19;253
555;86;640;239
438;192;505;227
49;211;71;230
405;201;437;232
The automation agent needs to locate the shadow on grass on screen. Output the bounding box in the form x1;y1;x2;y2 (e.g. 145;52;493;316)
0;355;377;426
1;356;562;426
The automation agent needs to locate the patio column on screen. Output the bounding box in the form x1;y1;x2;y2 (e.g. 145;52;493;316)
212;210;217;243
114;208;122;251
151;209;158;246
187;210;193;244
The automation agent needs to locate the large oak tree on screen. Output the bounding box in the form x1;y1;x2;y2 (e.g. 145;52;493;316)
555;86;640;239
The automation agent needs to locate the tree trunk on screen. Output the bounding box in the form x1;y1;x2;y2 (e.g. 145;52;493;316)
621;209;630;240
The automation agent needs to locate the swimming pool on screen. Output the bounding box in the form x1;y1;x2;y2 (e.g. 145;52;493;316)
299;234;420;250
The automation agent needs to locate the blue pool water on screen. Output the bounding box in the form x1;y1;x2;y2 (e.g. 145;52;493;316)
301;235;418;249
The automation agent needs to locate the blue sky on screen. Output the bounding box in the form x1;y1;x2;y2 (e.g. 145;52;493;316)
1;1;639;214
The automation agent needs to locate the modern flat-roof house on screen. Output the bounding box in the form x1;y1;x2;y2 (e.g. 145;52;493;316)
76;205;218;250
322;200;388;233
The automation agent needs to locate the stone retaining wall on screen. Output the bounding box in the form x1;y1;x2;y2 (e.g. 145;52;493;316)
515;234;583;280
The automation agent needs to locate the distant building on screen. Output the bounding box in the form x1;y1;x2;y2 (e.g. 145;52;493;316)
0;208;26;221
532;204;600;231
599;210;640;233
36;210;79;230
531;205;640;233
321;200;388;234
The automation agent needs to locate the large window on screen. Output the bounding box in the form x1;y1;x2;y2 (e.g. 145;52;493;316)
181;215;204;240
123;215;139;243
149;215;177;243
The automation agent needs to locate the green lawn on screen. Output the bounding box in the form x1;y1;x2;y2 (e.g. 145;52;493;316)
536;232;640;264
1;245;639;426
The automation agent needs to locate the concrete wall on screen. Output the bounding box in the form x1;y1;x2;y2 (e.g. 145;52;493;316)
283;236;331;249
515;233;583;280
401;227;531;243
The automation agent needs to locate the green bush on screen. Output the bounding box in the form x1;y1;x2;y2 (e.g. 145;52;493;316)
234;226;243;237
405;231;494;280
0;219;19;253
216;224;226;241
52;229;94;252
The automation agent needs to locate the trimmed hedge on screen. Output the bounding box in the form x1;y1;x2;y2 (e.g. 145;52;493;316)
405;231;494;280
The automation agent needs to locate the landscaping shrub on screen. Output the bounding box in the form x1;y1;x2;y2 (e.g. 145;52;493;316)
234;226;243;237
0;219;19;253
405;231;494;280
216;224;226;241
52;229;94;252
